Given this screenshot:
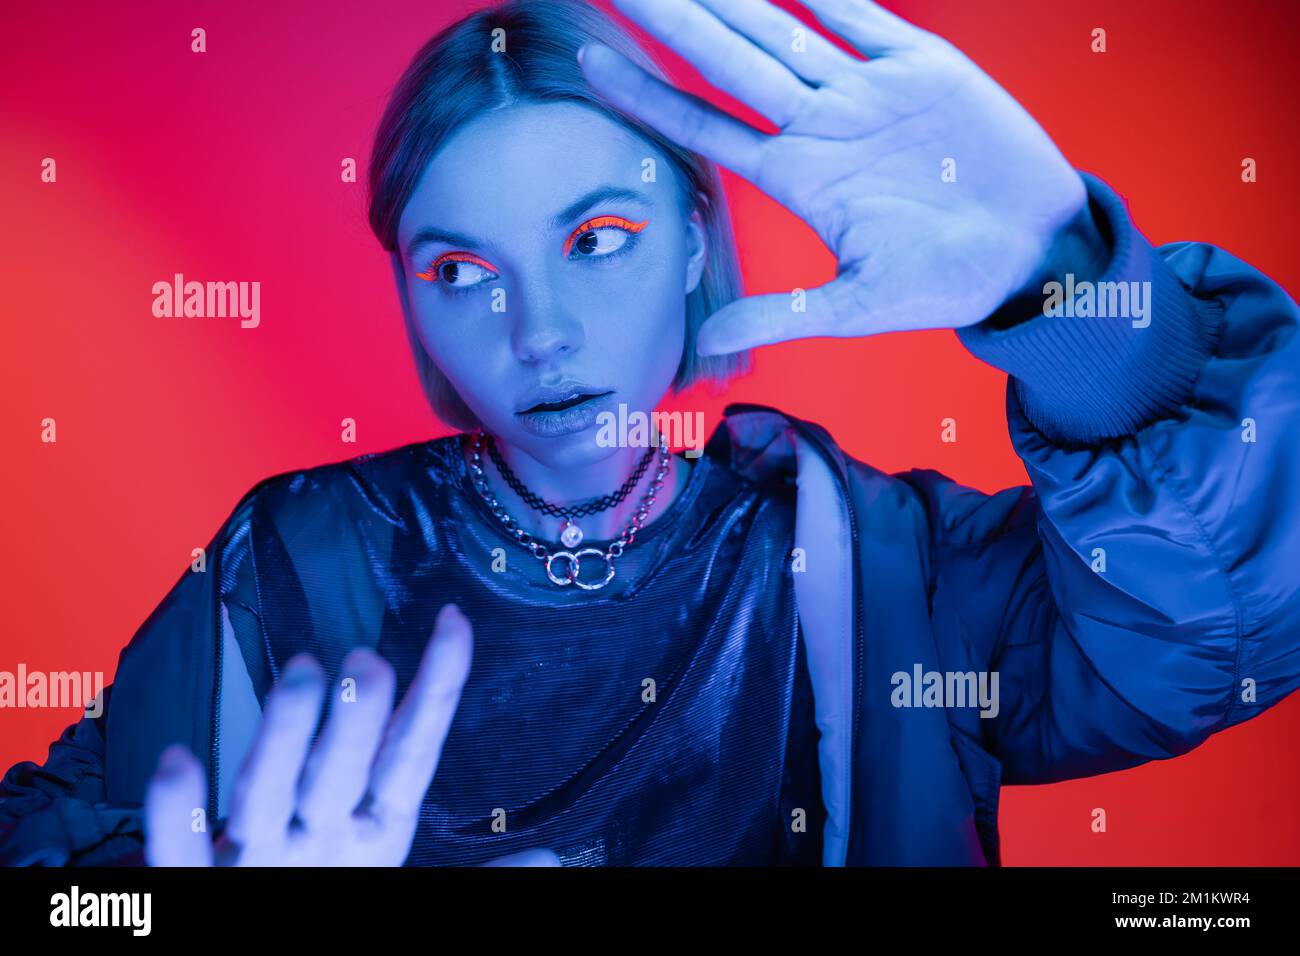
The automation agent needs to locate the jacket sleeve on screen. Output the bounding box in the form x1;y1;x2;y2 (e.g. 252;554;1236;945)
907;171;1300;785
0;487;265;866
0;685;146;866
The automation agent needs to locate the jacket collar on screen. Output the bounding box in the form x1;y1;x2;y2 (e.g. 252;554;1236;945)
704;403;861;867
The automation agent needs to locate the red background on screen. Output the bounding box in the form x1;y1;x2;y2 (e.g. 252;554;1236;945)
2;0;1297;864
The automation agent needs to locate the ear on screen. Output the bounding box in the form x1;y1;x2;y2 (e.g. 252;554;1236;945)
684;202;708;296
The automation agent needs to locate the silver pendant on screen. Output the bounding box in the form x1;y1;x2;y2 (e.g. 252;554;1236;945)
545;548;616;590
559;518;584;548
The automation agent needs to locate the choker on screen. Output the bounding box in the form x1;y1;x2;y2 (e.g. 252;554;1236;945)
466;431;671;591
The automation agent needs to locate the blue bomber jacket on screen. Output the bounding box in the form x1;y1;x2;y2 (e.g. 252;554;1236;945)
2;173;1298;866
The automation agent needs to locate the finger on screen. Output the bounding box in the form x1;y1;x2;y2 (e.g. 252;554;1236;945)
696;282;846;354
144;744;213;867
800;0;935;57
295;647;396;828
579;42;767;183
481;848;563;867
224;654;325;847
608;0;811;128
695;0;859;85
368;604;474;820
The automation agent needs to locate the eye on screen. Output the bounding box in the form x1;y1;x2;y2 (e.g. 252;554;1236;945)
416;252;498;290
564;216;649;260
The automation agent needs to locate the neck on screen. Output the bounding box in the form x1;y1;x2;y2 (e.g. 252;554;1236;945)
470;434;691;544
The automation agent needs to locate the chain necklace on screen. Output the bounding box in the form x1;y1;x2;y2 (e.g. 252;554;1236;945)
485;434;656;549
466;430;670;591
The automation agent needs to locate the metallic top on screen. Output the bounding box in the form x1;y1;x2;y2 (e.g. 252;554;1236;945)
226;435;825;865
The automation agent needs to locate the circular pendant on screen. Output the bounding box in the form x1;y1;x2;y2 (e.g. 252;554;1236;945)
545;551;578;587
559;519;583;548
543;548;616;590
570;548;615;591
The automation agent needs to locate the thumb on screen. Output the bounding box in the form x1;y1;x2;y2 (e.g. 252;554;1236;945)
695;283;845;355
144;744;215;867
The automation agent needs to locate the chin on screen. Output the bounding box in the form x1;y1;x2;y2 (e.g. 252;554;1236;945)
509;427;626;469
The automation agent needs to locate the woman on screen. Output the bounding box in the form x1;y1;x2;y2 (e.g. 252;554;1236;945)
2;0;1298;867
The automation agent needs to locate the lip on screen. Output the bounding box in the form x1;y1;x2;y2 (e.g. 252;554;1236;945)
514;383;616;438
514;381;614;415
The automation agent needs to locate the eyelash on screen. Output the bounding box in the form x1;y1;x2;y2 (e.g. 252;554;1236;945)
416;252;497;298
562;215;649;259
417;215;649;297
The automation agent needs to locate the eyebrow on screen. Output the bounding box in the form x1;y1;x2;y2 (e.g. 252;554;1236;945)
548;185;651;233
404;184;653;264
405;226;483;260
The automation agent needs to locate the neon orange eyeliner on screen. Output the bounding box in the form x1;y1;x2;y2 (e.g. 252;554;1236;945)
417;251;497;281
563;216;648;258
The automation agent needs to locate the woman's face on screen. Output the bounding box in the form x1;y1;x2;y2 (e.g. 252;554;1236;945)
393;100;707;468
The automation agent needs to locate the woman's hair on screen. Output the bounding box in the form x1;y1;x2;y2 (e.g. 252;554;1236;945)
367;0;749;431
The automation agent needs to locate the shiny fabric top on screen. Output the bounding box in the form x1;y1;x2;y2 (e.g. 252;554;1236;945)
220;435;825;866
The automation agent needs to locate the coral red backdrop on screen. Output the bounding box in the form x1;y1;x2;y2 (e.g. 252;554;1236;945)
2;0;1297;864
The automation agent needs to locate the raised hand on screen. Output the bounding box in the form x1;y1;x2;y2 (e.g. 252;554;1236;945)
144;604;559;867
580;0;1103;351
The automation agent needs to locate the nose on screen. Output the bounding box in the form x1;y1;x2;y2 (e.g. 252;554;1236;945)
509;275;586;365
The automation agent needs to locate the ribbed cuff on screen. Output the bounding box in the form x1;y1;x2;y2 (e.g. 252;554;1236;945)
957;171;1227;446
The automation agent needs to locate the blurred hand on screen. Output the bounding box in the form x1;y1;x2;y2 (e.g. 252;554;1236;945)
144;604;559;867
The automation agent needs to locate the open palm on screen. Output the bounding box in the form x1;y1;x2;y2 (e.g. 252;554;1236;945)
144;605;559;867
579;0;1090;352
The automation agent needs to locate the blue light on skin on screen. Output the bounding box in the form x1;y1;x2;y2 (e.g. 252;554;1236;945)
392;101;707;544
